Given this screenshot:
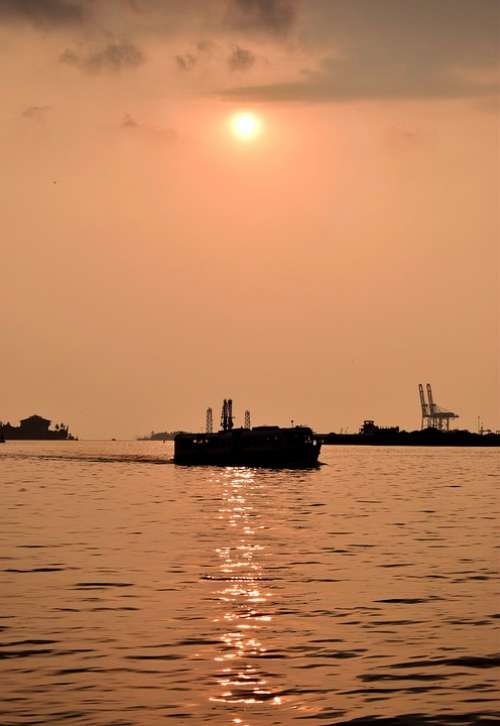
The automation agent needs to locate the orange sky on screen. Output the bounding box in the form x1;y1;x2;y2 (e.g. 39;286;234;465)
0;0;498;438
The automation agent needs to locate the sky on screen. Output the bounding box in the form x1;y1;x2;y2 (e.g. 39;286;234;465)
0;0;498;439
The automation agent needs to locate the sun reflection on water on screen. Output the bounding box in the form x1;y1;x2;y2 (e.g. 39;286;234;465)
208;468;284;722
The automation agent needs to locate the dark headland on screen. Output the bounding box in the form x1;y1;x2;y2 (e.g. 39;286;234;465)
321;420;500;447
320;384;499;446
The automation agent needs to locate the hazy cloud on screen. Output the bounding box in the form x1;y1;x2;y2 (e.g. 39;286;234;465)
60;41;145;73
3;0;498;104
228;45;255;72
196;39;215;54
0;0;297;38
221;0;500;103
224;0;295;36
122;113;139;128
174;40;220;72
300;0;499;67
175;52;197;72
121;113;177;143
220;71;500;104
22;105;51;120
0;0;88;26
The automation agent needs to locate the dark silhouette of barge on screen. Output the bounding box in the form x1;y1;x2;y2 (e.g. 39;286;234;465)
174;400;321;467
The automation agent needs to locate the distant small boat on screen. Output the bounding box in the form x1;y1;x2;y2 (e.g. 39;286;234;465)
174;400;321;467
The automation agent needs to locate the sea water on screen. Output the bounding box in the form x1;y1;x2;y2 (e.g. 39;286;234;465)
0;441;498;725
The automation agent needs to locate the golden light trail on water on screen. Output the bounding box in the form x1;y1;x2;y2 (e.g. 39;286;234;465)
207;468;284;723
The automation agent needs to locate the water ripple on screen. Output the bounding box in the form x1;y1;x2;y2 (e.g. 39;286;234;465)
0;442;498;724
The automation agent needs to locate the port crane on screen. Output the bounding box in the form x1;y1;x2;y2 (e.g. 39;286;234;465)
206;407;213;434
418;383;459;430
220;399;234;432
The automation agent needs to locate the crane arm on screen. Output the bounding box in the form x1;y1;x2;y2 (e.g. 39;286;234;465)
426;384;435;415
418;384;429;416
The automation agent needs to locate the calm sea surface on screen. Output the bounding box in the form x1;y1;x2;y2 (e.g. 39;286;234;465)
0;442;498;726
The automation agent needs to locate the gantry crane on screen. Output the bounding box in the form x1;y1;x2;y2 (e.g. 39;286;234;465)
418;384;459;430
220;399;234;432
206;407;213;434
418;384;429;428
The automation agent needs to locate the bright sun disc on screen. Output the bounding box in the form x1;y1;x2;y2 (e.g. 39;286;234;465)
231;112;261;140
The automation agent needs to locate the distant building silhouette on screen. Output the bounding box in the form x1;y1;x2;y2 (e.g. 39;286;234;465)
1;415;74;440
359;420;400;436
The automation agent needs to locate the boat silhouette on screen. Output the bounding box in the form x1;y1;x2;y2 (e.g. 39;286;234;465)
174;399;321;467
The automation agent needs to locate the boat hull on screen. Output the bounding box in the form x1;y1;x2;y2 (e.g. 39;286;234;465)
174;426;321;468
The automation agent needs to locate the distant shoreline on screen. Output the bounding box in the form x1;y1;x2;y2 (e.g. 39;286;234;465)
320;429;500;447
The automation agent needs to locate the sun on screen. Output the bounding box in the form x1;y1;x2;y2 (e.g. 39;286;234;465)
230;112;262;141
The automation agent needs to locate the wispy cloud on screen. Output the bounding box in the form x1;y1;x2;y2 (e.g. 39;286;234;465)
220;65;500;103
228;45;255;72
60;41;145;73
22;105;51;120
175;53;197;72
121;113;177;143
122;113;139;128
